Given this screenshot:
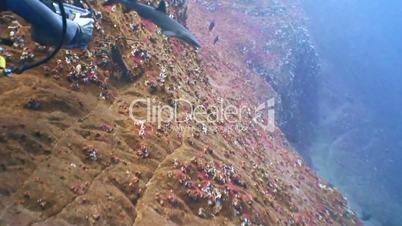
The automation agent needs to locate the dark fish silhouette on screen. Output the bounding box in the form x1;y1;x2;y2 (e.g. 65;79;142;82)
213;35;219;45
208;20;215;31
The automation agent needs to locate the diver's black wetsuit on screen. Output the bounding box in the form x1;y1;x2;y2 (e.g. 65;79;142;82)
0;0;92;48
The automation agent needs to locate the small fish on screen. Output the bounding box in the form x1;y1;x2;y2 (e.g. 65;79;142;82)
208;20;215;31
213;35;219;45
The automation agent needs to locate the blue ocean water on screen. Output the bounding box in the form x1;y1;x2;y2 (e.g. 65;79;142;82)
301;0;402;225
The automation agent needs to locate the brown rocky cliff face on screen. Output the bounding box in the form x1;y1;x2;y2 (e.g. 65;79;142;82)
0;1;360;226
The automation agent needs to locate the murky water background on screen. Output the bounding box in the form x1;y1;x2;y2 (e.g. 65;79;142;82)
301;0;402;225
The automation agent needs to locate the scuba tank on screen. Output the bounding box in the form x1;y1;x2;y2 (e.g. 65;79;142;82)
53;2;92;19
38;0;91;17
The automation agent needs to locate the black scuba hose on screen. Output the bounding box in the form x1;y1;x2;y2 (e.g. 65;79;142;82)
12;0;67;74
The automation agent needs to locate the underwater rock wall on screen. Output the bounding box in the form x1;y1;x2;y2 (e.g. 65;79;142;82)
0;0;359;225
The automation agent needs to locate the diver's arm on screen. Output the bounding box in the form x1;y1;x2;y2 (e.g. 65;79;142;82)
2;0;93;48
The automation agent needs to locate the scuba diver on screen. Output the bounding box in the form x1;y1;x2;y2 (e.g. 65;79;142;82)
0;0;95;75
